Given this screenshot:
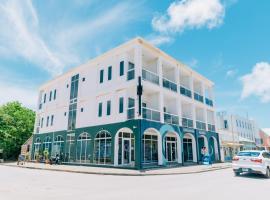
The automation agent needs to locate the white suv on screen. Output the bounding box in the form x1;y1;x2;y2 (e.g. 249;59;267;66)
232;150;270;178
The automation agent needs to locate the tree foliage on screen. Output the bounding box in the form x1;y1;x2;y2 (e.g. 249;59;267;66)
0;101;35;159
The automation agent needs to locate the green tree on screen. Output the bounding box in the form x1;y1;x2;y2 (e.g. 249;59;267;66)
0;101;35;159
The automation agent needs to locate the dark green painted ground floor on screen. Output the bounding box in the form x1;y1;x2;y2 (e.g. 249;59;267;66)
32;119;221;169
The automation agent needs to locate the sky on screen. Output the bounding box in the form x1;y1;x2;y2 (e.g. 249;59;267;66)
0;0;269;128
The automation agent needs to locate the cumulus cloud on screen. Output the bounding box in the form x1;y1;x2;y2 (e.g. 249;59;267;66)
152;0;225;33
240;62;270;103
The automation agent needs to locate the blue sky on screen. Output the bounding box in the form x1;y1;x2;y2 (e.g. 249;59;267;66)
0;0;269;127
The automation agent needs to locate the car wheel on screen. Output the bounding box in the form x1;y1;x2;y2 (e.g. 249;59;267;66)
265;168;270;178
234;171;240;176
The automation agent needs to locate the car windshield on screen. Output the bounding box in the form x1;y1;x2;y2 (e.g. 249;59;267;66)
237;151;260;157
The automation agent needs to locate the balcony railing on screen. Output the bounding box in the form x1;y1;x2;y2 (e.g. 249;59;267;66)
180;86;192;98
142;107;160;122
142;68;159;85
182;118;193;128
208;124;216;132
162;78;177;92
194;92;204;103
196;121;206;130
205;98;213;107
164;112;179;125
127;108;135;119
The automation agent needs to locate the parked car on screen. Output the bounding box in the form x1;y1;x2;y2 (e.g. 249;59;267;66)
232;150;270;178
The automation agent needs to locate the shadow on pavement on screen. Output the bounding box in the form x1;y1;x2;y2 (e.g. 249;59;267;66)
235;172;269;180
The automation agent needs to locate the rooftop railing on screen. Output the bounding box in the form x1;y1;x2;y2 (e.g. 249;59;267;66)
164;112;179;125
182;117;193;128
142;107;160;122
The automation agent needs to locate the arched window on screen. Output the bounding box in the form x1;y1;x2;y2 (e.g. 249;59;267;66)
43;136;52;152
52;135;64;157
65;133;75;162
118;131;135;165
76;132;91;163
34;137;41;160
94;130;112;165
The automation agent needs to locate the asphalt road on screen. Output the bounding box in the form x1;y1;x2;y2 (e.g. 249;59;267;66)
0;165;269;200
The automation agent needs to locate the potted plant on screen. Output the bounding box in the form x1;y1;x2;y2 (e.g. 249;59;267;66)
43;149;49;164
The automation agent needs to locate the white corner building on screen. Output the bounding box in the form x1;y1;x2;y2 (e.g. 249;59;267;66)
31;37;220;169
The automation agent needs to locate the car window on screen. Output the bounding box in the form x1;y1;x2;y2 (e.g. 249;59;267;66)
237;152;260;157
262;152;268;158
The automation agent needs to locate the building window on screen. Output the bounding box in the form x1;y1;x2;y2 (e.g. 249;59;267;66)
54;89;57;100
49;91;52;101
33;138;41;159
98;102;102;117
99;69;104;83
43;93;46;103
224;120;228;129
43;136;52;152
46;116;49;127
67;84;69;88
120;61;124;76
68;103;77;130
127;62;135;80
142;134;158;163
119;97;124;113
76;132;91;163
51;115;54;126
41;117;44;128
107;100;111;116
68;74;79;131
82;77;85;82
52;135;64;157
108;66;112;81
127;98;135;119
94;130;112;164
64;112;67;116
81;108;84;112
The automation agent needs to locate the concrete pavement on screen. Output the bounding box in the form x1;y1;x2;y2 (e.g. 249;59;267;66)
2;162;231;176
0;165;269;200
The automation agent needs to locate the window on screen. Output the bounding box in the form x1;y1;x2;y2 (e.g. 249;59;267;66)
68;103;77;130
68;74;79;131
94;130;112;164
49;91;52;101
43;136;52;152
51;115;54;126
108;66;112;80
54;89;57;100
43;93;46;103
224;120;228;129
82;77;85;82
127;62;135;80
107;100;111;116
46;116;49;127
119;97;124;113
34;138;41;159
98;102;102;117
127;98;135;119
76;133;91;163
142;134;158;163
81;108;84;112
41;118;44;128
52;135;64;157
120;61;124;76
99;69;104;83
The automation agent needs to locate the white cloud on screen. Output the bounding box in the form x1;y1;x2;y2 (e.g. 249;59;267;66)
0;80;37;110
147;35;173;46
226;69;238;77
152;0;225;33
0;0;65;76
240;62;270;103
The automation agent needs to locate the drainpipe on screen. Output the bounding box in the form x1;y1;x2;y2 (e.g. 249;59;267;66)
137;76;143;170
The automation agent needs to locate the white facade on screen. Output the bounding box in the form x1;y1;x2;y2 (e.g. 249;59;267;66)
35;37;216;135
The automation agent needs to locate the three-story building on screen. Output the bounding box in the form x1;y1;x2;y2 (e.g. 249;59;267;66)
32;37;220;169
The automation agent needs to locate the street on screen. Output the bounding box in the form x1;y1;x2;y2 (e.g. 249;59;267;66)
0;165;269;200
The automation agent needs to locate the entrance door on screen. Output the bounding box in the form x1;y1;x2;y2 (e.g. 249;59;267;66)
166;137;177;162
183;138;193;162
122;139;131;165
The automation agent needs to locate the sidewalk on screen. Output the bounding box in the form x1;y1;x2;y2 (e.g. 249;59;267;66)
1;162;231;176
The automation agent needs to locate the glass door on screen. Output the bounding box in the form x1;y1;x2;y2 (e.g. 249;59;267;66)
122;139;131;165
166;138;177;162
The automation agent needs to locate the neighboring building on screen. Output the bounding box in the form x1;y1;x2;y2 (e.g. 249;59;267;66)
217;112;258;161
21;135;32;157
260;129;270;151
31;37;220;169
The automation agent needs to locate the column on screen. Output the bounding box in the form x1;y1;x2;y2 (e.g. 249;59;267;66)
192;105;196;129
204;108;208;131
157;57;164;123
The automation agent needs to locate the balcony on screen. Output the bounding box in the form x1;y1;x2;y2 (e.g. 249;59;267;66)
182;118;193;128
162;78;177;92
194;92;204;103
196;121;206;131
180;86;192;98
208;124;216;132
205;98;213;107
164;112;179;125
142;107;160;122
142;68;159;85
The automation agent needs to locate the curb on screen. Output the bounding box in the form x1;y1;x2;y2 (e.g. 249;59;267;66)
0;163;231;176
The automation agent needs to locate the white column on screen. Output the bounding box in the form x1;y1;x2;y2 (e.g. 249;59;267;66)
204;108;208;131
192;105;196;129
177;97;182;126
157;57;164;123
114;134;119;166
158;134;163;165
